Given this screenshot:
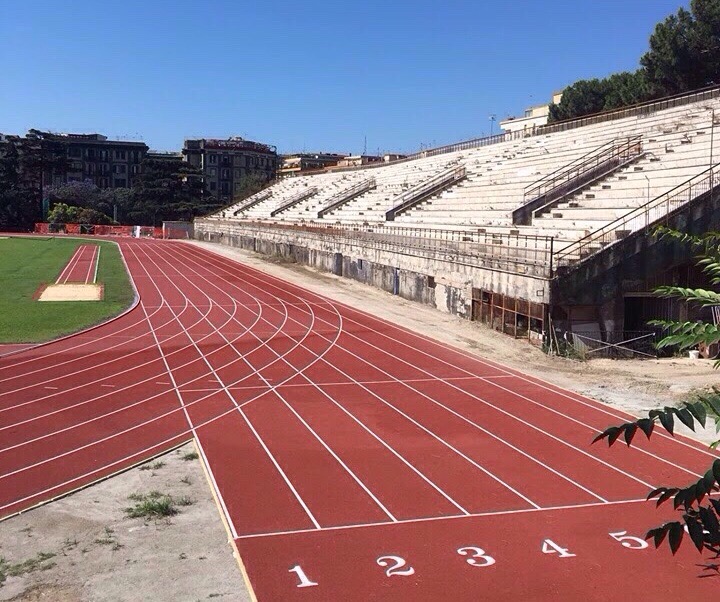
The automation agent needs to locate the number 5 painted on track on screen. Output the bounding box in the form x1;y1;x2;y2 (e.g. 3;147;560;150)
609;530;649;549
288;565;318;588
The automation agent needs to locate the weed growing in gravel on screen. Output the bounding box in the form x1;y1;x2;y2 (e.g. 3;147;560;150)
124;491;193;519
0;552;57;586
181;451;199;461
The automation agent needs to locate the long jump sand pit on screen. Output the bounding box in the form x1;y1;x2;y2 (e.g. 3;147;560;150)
37;283;104;301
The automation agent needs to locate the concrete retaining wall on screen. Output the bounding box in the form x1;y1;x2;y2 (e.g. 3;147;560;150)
194;219;550;319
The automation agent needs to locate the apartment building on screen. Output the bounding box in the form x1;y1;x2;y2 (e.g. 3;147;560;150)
183;137;278;200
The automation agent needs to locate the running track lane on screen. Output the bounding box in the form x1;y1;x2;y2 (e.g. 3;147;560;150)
56;243;99;284
0;238;719;600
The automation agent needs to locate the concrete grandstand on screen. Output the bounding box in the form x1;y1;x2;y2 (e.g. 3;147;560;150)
195;86;720;350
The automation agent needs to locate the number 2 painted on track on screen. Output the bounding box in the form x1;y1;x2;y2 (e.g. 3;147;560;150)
288;565;318;588
376;555;415;577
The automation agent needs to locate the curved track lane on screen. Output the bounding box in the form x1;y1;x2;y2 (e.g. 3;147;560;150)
1;238;719;600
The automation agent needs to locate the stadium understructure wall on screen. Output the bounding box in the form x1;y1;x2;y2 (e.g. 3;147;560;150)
194;219;550;324
551;185;720;335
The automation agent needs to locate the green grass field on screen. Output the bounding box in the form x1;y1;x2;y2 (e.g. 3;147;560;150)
0;237;135;343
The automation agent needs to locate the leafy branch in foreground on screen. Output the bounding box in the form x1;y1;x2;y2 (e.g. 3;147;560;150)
592;227;720;558
594;397;720;556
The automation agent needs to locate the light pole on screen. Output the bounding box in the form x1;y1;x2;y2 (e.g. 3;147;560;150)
644;174;650;203
489;114;497;138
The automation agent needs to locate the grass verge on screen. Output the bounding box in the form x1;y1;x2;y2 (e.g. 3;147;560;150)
0;236;134;343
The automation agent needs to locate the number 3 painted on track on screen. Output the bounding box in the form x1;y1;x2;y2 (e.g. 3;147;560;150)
457;546;496;567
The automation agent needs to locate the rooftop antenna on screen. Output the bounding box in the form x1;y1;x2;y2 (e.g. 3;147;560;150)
363;135;367;155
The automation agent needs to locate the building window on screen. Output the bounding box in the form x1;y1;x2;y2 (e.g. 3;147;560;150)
210;181;217;191
99;163;109;174
100;150;109;161
234;169;242;178
209;167;216;177
113;178;127;188
68;147;82;158
114;150;127;160
87;163;96;174
112;164;127;174
131;164;141;174
208;154;217;164
221;182;230;194
221;154;230;165
86;148;96;160
221;169;230;179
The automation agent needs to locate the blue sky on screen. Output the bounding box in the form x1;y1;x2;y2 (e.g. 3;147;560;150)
0;0;687;154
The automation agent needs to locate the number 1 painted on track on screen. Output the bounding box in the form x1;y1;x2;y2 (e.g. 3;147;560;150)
289;565;318;588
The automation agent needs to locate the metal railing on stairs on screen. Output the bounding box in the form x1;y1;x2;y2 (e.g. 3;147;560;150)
553;163;720;271
232;189;273;215
513;136;644;225
385;165;467;221
317;178;376;218
270;187;318;217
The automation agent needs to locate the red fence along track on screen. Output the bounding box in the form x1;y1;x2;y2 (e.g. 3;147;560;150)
0;238;718;600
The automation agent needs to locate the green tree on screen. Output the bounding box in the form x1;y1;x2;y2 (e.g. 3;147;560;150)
593;228;720;557
548;79;609;122
232;172;268;203
0;132;69;230
131;158;206;225
641;8;700;96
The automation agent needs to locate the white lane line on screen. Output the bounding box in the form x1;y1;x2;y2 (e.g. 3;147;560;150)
170;246;612;502
164;246;521;514
91;245;100;284
132;243;323;532
189;246;711;478
55;245;84;284
156;242;470;519
194;242;716;466
235;497;651;540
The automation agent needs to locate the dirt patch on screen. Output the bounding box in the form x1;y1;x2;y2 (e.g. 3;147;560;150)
0;443;250;602
37;284;103;302
186;239;720;445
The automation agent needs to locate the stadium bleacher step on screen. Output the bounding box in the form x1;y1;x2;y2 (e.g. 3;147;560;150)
585;193;595;199
601;184;612;189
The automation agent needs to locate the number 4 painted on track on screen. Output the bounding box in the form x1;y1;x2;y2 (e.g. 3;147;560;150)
289;565;318;588
541;539;576;558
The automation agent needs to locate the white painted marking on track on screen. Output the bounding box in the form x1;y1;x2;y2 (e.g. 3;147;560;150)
234;496;652;540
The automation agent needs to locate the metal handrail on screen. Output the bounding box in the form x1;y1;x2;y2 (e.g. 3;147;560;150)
317;177;376;218
199;218;556;277
523;136;642;203
554;163;720;268
386;165;466;220
232;189;273;214
270;186;318;217
282;86;720;179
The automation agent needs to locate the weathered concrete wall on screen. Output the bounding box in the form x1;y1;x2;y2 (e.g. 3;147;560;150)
552;187;720;331
194;220;550;319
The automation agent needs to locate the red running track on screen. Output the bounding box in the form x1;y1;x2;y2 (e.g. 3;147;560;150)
55;243;99;284
1;238;719;600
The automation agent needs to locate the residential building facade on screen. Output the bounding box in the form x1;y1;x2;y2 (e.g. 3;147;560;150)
55;133;148;189
277;153;347;178
183;137;278;200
